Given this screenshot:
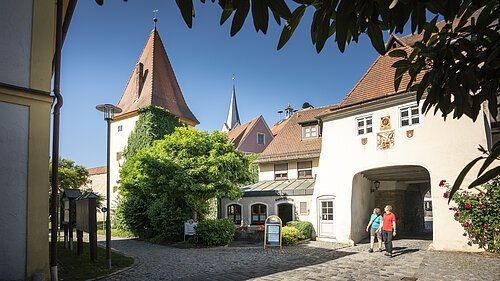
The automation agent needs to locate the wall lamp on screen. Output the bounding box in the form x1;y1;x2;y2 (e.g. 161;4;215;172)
371;180;380;193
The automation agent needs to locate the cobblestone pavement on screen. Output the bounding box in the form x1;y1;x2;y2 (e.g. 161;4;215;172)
98;236;500;281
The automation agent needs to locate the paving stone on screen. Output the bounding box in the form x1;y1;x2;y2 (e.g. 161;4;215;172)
97;236;500;281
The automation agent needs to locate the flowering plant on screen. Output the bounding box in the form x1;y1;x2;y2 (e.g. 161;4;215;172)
442;177;500;252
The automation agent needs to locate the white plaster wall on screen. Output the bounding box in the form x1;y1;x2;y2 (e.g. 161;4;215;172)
312;102;489;250
109;116;138;207
350;174;374;242
0;1;32;87
221;195;313;226
0;101;29;280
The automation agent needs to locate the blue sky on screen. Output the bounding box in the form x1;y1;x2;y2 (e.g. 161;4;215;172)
60;1;384;168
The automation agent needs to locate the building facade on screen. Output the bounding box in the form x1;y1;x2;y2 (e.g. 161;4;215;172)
0;0;74;279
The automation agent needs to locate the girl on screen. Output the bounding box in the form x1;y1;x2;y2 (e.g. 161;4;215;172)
365;208;383;252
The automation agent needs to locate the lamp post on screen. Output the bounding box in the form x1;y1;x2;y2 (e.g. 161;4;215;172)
96;104;122;269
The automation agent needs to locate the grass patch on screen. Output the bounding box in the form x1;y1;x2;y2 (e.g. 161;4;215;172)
96;221;134;238
57;241;134;281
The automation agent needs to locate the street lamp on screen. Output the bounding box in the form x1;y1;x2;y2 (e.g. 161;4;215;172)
371;180;381;193
96;104;122;269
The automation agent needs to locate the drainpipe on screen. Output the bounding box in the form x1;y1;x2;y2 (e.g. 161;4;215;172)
50;0;64;279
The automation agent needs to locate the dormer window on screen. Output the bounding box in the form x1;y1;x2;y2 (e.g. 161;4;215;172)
356;116;373;135
302;124;318;139
257;133;265;145
274;163;288;180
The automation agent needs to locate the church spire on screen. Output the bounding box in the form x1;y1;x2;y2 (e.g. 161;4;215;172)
222;75;241;132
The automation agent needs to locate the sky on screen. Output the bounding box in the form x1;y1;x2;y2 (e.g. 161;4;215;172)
60;1;384;168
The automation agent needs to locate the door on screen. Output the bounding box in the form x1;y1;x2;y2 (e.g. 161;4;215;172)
278;203;293;225
318;198;335;237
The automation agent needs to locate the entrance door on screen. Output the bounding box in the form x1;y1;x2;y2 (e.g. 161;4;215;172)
318;198;335;237
278;203;293;225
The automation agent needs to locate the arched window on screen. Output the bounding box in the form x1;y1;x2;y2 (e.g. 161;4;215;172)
251;204;267;225
227;204;242;224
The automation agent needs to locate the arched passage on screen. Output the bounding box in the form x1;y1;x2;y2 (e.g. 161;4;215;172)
350;165;432;243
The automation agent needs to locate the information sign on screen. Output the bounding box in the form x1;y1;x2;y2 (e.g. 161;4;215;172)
184;219;198;239
264;215;282;250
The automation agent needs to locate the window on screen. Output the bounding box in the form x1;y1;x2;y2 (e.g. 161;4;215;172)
300;202;308;215
274;163;288;180
302;124;318;139
321;201;334;221
297;161;313;179
251;204;267;225
118;125;123;132
257;133;265;145
227;204;242;224
356;116;373;135
400;104;420;127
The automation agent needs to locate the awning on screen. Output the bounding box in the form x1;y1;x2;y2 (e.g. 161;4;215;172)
241;179;315;197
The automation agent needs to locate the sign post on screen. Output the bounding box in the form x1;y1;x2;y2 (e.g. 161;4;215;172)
264;215;282;250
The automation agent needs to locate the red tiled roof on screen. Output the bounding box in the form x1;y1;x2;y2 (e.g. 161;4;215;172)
116;28;199;125
226;115;262;148
87;166;107;175
256;105;337;163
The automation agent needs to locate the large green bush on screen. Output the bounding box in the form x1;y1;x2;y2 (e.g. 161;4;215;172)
118;196;151;238
287;221;315;240
194;218;235;246
148;196;190;241
281;226;300;246
443;177;500;253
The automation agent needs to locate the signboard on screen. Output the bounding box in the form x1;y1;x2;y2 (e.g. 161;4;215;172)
184;219;198;237
264;215;282;250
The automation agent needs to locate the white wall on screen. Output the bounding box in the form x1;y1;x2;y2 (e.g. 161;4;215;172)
0;0;32;88
0;101;29;279
312;100;489;251
109;115;138;207
258;158;319;181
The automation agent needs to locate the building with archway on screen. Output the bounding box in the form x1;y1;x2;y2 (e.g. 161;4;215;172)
310;34;495;251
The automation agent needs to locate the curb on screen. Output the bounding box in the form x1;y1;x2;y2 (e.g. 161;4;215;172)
85;242;138;281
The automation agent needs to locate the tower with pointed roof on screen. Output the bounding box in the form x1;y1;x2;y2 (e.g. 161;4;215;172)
222;77;241;132
108;22;199;206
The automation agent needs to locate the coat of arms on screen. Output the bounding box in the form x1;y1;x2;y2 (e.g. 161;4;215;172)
361;138;368;145
377;130;395;150
380;116;391;131
406;129;414;138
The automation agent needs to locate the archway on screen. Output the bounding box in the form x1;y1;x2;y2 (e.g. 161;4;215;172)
277;203;293;225
350;165;432;243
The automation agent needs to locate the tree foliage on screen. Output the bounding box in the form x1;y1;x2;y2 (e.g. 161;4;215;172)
125;105;182;158
118;127;252;240
49;158;89;192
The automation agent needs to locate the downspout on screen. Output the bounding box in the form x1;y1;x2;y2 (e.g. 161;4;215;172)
50;0;64;279
50;0;77;279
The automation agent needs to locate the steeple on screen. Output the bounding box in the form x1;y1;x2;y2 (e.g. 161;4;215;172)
115;25;199;126
222;76;241;132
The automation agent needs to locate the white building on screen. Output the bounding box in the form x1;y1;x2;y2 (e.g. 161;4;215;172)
309;34;497;251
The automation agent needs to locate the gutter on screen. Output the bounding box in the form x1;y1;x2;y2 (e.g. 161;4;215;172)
50;0;77;280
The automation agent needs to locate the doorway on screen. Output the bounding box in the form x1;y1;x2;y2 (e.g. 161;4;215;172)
318;197;335;238
277;203;293;225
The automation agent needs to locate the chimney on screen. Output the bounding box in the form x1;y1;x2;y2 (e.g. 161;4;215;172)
135;62;144;99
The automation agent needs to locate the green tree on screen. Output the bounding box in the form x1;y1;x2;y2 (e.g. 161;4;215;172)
49;158;89;192
125;105;182;158
119;127;252;239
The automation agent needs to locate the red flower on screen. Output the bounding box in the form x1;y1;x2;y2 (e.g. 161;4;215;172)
480;204;485;208
449;207;453;210
478;192;484;196
464;203;471;209
463;222;470;227
443;193;449;198
484;223;489;228
454;212;459;217
463;233;467;236
439;180;446;187
466;195;470;199
485;233;489;236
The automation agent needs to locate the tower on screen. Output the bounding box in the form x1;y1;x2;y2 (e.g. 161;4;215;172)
222;76;241;132
109;22;199;206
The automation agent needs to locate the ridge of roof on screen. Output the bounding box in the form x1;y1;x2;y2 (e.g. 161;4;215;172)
225;115;261;148
87;166;107;175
